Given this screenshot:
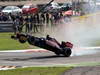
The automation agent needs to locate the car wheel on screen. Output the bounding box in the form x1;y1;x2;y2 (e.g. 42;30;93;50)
27;36;35;45
63;48;72;57
19;34;27;43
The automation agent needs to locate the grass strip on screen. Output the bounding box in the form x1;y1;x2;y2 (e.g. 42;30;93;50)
62;62;100;67
0;32;37;50
0;67;72;75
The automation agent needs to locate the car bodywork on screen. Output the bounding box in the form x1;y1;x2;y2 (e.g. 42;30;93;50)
11;33;73;57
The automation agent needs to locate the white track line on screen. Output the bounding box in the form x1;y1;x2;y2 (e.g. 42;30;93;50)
73;47;100;50
0;49;48;53
0;47;100;53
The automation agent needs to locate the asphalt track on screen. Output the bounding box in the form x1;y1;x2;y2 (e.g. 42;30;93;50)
63;66;100;75
0;47;100;67
0;48;100;74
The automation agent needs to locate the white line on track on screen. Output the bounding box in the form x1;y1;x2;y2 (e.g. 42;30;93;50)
0;47;100;53
0;49;48;53
74;47;100;50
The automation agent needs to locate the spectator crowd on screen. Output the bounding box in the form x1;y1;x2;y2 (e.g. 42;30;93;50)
0;11;68;34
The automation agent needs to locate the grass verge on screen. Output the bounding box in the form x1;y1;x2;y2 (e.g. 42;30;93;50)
0;32;37;50
64;62;100;67
0;67;72;75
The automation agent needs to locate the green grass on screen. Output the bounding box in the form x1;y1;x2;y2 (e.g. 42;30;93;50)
0;67;72;75
64;62;100;67
91;39;100;46
0;33;37;50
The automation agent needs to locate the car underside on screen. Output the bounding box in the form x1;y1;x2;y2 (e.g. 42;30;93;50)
11;33;73;57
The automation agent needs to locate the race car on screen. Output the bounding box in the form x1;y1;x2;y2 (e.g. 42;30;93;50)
11;33;73;57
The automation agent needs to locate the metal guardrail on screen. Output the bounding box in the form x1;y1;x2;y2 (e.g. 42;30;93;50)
0;21;13;32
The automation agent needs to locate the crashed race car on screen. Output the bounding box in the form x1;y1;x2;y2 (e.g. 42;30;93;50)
11;33;73;57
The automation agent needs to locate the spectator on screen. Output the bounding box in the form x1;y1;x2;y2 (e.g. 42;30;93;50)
36;13;40;24
45;12;49;24
33;14;38;33
24;15;30;33
13;18;20;34
41;13;45;24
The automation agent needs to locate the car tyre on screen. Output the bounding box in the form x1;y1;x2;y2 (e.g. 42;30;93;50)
63;48;72;57
19;34;27;43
